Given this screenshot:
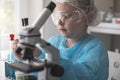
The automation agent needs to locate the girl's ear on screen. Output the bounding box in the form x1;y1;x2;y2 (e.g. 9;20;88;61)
87;10;96;25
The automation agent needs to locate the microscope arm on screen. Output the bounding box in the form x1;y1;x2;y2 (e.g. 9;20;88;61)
37;38;60;64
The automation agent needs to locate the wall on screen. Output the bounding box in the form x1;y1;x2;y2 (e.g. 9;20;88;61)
42;0;59;40
15;0;30;35
111;0;120;52
114;0;120;13
94;0;113;11
29;0;44;25
111;35;120;52
14;0;44;36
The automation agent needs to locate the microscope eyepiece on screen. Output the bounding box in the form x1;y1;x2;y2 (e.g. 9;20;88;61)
46;1;56;12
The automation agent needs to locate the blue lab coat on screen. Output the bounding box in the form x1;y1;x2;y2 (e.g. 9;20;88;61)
39;34;109;80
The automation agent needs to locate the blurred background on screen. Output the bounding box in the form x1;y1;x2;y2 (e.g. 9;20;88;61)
0;0;120;80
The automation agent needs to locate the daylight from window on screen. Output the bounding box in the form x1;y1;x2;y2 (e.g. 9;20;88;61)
0;0;15;34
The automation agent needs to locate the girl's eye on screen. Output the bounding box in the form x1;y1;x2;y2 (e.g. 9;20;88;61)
64;14;72;19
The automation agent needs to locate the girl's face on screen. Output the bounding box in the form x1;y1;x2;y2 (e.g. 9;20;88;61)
53;3;87;39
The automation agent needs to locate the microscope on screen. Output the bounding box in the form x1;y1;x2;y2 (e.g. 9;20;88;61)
9;1;64;80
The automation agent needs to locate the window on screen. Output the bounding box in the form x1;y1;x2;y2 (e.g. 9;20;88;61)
0;0;15;34
0;0;16;59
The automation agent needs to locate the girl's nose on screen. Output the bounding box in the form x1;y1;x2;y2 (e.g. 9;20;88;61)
57;17;65;26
